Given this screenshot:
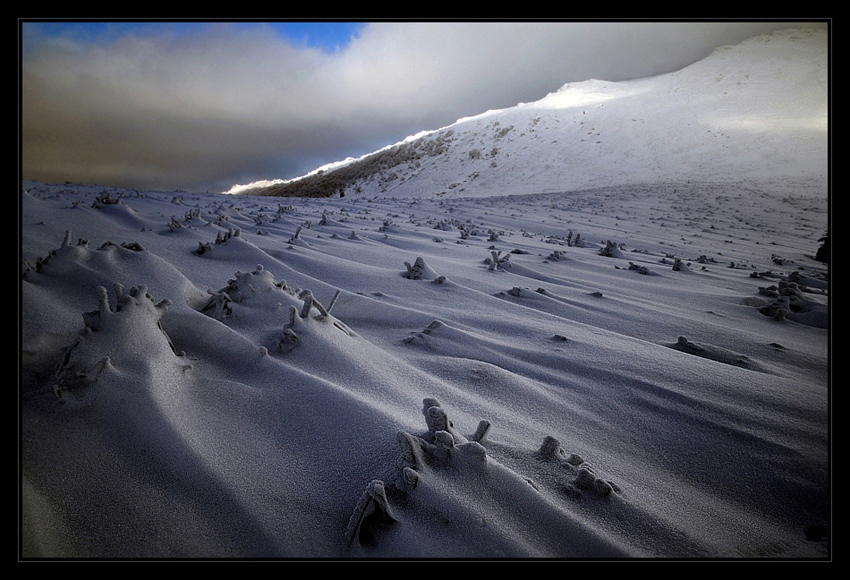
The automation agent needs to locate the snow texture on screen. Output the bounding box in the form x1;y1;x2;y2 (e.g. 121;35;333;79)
20;28;829;560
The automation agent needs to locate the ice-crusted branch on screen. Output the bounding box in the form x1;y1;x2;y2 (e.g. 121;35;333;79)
327;289;341;314
289;226;302;243
345;480;396;547
470;420;491;443
200;289;234;319
537;435;619;497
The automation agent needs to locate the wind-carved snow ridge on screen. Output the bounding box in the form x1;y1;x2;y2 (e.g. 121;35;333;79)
22;230;83;278
19;28;830;557
22;230;149;279
668;336;767;372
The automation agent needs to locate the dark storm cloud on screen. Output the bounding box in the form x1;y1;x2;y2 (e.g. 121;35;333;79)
20;21;825;192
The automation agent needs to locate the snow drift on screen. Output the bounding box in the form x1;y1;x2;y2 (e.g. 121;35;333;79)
20;27;829;560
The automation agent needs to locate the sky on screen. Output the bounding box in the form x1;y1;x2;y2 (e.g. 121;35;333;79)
19;20;827;193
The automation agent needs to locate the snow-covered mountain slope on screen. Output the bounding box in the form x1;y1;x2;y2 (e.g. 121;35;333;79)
229;27;827;199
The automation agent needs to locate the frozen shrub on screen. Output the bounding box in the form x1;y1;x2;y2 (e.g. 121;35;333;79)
485;250;511;271
196;227;241;255
422;398;452;439
538;435;564;460
628;262;652;275
22;230;87;278
760;298;790;321
537;435;619;497
91;191;124;207
218;264;287;303
345;480;396;547
289;226;303;243
200;290;234;319
402;257;440;280
345;398;492;550
754;279;825;326
277;288;353;353
168;208;203;232
53;284;176;400
599;240;626;258
378;219;397;232
574;467;597;490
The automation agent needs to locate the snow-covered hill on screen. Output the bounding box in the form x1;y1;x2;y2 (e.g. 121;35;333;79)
229;27;827;200
21;26;830;560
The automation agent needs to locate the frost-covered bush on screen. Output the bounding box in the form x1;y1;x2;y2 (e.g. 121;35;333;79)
627;262;653;275
345;480;396;548
345;398;493;549
402;257;440;280
485;250;511;271
278;289;351;353
91;191;124;207
599;240;626;259
199;264;290;319
53;284;176;400
537;436;620;497
754;279;827;327
196;227;241;255
168;208;204;231
22;230;86;278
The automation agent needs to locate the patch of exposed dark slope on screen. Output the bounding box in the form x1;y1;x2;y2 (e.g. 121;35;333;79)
240;131;458;198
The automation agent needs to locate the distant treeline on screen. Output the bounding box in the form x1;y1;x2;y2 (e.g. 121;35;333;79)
242;130;459;198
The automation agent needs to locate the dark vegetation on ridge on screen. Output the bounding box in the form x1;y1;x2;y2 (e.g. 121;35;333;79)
241;130;460;198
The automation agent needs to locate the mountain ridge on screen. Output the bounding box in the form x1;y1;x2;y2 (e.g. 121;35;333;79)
229;27;827;199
